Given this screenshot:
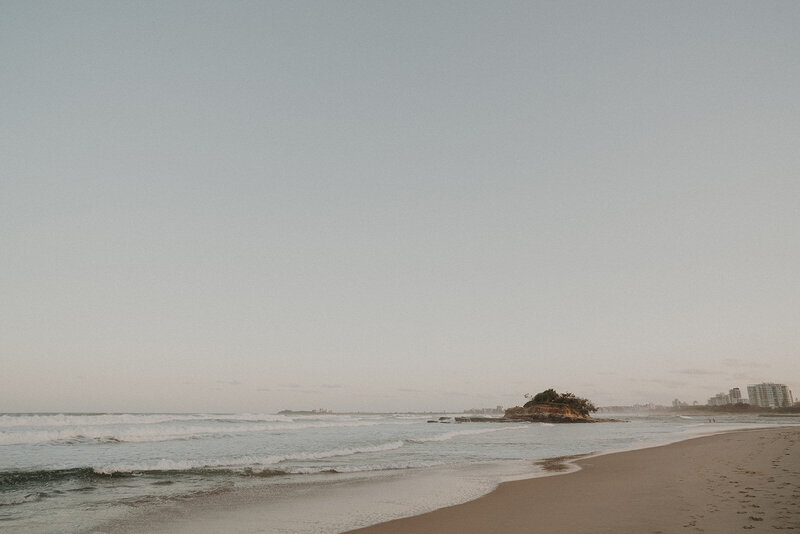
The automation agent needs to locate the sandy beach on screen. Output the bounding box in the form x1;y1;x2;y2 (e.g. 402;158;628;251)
347;427;800;534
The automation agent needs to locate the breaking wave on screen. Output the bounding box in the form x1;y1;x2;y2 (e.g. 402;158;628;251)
288;460;445;474
0;420;413;445
0;466;288;493
408;426;526;443
0;440;409;490
92;441;406;474
0;413;293;429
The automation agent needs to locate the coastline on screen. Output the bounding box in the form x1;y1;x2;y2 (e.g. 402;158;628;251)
97;425;800;534
346;427;800;534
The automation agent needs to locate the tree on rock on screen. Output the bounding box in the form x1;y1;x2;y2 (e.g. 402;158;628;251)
523;389;597;416
531;388;559;403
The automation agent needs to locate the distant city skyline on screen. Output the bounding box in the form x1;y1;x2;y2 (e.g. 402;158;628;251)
2;1;799;413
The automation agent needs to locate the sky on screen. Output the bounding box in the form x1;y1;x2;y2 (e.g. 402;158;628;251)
2;1;799;413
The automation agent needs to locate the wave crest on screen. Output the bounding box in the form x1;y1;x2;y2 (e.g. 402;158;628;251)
0;420;413;445
0;413;294;429
408;426;526;443
93;441;406;474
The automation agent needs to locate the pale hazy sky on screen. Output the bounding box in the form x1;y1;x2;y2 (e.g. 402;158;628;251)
2;1;799;413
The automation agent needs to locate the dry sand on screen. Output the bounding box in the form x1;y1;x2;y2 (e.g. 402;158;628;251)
346;427;800;533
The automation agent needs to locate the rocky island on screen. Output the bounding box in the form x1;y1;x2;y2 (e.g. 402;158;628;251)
454;389;622;423
503;403;596;423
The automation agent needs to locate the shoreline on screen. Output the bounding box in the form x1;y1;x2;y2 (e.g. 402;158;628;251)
96;424;800;534
345;426;800;533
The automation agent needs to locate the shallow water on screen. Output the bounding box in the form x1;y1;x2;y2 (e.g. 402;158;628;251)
1;412;798;533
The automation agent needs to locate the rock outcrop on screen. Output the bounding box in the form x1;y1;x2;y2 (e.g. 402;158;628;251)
453;406;623;423
503;403;597;423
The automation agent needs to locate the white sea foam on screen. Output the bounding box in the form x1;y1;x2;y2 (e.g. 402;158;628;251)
256;441;406;466
288;460;445;474
0;419;414;445
92;441;406;474
408;426;526;443
0;413;200;428
0;413;292;429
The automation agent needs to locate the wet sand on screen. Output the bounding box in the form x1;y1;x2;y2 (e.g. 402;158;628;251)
346;427;800;533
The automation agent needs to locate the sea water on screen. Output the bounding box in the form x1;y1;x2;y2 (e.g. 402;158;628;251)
1;412;798;533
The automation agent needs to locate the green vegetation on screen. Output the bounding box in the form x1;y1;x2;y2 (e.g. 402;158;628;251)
523;388;597;417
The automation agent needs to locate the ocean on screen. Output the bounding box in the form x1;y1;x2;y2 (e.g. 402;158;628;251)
2;411;798;533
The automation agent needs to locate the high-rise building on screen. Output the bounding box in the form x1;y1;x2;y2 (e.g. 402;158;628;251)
729;387;744;404
707;392;730;406
747;383;794;408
